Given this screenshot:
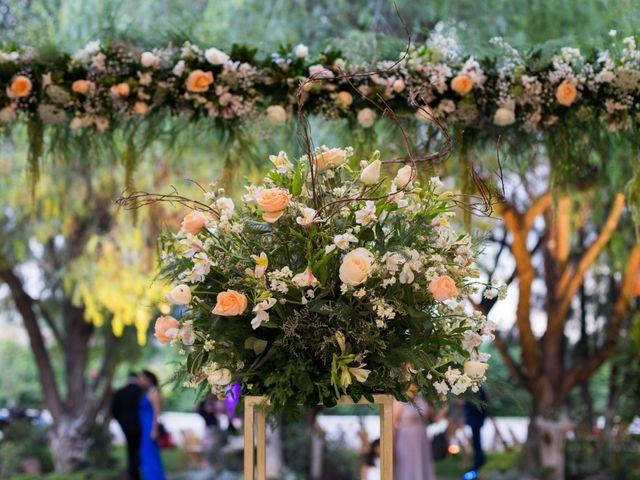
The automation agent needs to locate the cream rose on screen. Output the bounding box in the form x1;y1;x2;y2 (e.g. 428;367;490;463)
71;80;92;94
186;69;214;92
339;247;375;286
336;91;353;107
357;108;376;128
464;360;489;378
451;74;473;96
294;44;309;58
154;315;179;344
314;148;347;172
212;290;248;316
256;188;290;223
181;210;207;234
9;75;32;97
360;159;382;185
493;107;516;126
266;105;287;125
110;82;130;97
208;368;232;386
393;165;416;188
134;101;149;115
556;79;577;106
141;51;159;68
165;284;192;305
428;275;458;301
205;47;230;65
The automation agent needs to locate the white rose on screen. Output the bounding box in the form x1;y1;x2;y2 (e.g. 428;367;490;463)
216;197;235;215
392;79;405;93
494;107;516;126
357;108;376;128
463;360;489;378
207;368;232;386
172;60;185;76
294;43;309;58
339;247;375;286
393;165;416;188
205;47;230;65
140;51;158;68
360;159;382;185
308;64;334;79
266;105;287;125
165;284;192;305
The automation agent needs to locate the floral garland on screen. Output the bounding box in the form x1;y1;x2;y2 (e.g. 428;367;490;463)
151;146;501;410
1;31;639;136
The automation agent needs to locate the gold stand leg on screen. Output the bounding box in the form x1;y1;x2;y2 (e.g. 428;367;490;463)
243;394;394;480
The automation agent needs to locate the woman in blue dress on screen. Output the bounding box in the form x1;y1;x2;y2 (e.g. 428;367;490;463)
138;370;166;480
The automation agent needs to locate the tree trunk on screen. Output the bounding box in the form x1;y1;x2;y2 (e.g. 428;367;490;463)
49;415;93;473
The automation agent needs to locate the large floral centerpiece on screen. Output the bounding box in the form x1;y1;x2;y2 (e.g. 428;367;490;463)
154;146;498;411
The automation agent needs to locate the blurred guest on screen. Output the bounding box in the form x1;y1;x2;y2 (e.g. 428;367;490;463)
138;370;166;480
197;395;221;469
393;384;446;480
464;387;488;475
362;438;381;480
111;372;142;480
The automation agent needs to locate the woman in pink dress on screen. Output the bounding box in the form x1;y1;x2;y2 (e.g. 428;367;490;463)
393;384;445;480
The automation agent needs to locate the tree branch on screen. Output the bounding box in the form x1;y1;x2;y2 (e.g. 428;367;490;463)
560;244;640;399
494;331;529;389
0;264;63;418
555;195;571;266
553;193;625;327
502;200;544;381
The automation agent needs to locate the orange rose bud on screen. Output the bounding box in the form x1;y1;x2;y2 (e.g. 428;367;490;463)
451;74;473;96
428;275;458;301
154;315;179;344
10;75;32;98
181;210;207;234
555;79;577;106
212;290;248;317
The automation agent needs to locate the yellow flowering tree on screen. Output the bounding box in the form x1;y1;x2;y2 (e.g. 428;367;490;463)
0;145;169;472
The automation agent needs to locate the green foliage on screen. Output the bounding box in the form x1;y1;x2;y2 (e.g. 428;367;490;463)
0;420;54;477
0;340;42;408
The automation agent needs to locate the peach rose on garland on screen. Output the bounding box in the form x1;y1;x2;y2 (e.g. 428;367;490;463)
451;74;473;96
186;69;214;92
428;275;458;301
9;75;32;98
71;79;93;94
110;82;130;98
314;148;347;172
154;315;179;344
134;101;149;115
256;188;290;223
212;290;248;316
556;79;578;106
181;210;207;234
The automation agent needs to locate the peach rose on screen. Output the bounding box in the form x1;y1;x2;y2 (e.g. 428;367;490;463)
110;82;130;97
134;101;149;115
451;74;473;96
556;79;577;106
336;91;353;107
186;69;214;92
71;79;92;94
428;275;458;301
181;210;207;234
256;188;290;223
212;290;248;316
9;75;32;98
154;315;179;344
339;247;375;286
314;148;347;172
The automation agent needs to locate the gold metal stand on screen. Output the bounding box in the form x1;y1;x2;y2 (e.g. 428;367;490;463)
243;394;394;480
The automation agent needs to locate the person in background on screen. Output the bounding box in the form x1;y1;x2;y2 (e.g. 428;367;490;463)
197;395;221;469
137;370;166;480
393;384;447;480
111;372;143;480
464;386;488;479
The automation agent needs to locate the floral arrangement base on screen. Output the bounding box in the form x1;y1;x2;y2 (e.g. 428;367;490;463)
243;394;394;480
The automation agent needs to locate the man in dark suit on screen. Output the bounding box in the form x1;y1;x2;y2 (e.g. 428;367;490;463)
112;372;143;480
464;386;488;478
